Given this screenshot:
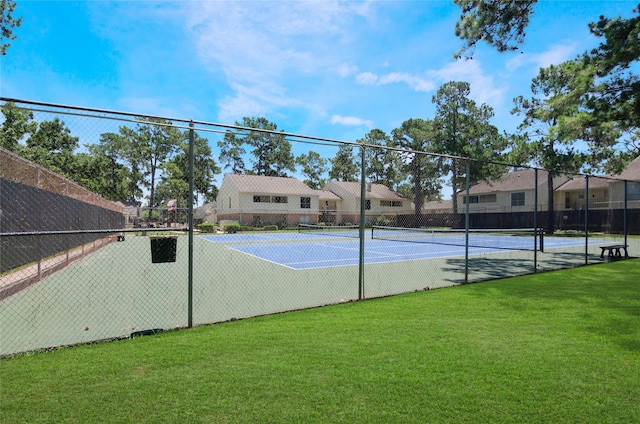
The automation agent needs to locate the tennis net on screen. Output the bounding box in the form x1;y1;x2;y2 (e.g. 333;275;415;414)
371;226;543;251
298;224;361;238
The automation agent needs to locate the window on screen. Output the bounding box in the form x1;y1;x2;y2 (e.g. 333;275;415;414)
380;200;403;207
273;196;288;204
479;194;496;203
463;196;479;204
629;183;640;201
365;200;371;210
300;197;311;209
511;192;525;207
253;195;270;203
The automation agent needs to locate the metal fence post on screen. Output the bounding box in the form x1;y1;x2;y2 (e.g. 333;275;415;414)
585;175;589;265
188;121;194;328
358;143;366;300
464;159;470;284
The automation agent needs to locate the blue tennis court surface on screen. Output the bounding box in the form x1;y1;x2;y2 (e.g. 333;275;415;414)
201;232;601;270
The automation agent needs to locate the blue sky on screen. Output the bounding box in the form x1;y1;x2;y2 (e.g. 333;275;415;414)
1;1;637;194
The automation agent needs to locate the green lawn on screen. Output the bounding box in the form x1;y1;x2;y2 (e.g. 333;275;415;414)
1;260;639;423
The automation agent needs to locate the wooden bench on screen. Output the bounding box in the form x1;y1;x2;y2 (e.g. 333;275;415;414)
600;244;628;258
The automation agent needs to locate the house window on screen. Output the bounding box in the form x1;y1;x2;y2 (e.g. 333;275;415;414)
511;192;525;206
365;200;371;210
273;196;288;204
253;195;271;203
629;183;640;201
479;194;496;203
463;196;479;204
380;200;403;207
300;197;311;209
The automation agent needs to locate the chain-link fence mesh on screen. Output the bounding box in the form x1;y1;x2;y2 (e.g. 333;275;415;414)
1;99;638;356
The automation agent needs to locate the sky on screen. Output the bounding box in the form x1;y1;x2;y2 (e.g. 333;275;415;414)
1;0;638;197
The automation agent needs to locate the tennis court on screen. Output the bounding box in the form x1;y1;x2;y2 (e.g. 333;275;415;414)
201;226;599;270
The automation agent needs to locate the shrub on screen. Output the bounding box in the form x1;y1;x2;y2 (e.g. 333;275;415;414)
263;225;278;231
198;223;216;233
224;222;241;233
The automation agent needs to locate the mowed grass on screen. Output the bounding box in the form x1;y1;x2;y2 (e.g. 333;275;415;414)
1;260;639;423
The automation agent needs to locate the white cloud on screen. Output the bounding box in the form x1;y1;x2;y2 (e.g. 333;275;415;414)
429;59;506;107
355;71;435;92
331;115;374;128
337;63;359;78
506;43;578;73
184;1;375;122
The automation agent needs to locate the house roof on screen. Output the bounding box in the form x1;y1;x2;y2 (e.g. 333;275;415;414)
223;173;318;196
466;169;567;194
422;199;452;211
325;181;408;200
316;190;342;201
556;175;611;191
615;155;640;181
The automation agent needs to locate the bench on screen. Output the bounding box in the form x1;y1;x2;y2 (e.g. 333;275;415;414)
600;244;628;258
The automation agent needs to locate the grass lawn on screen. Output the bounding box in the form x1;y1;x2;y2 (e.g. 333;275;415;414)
1;259;639;423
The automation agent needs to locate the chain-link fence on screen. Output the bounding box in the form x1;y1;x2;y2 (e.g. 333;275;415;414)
1;99;638;356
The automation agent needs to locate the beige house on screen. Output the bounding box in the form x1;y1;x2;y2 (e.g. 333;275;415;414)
456;169;570;213
215;175;414;226
452;156;640;213
322;181;413;224
609;155;640;209
217;174;320;226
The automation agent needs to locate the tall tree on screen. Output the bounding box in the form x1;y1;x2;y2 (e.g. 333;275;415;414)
328;144;359;182
358;129;403;190
453;0;537;58
431;81;507;214
85;133;131;201
296;151;327;189
167;132;220;205
0;101;36;152
218;130;246;174
243;117;295;177
392;118;442;215
513;62;592;233
1;0;22;55
120;118;182;208
23;118;79;178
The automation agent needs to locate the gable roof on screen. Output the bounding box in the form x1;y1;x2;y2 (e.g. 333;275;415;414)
222;173;317;196
556;175;611;191
316;189;342;201
615;155;640;181
324;181;408;200
466;169;568;194
422;199;453;211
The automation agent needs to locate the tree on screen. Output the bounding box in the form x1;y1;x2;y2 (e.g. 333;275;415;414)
431;81;507;214
243;117;295;177
167;132;220;205
328;144;359;182
218;130;246;174
0;101;36;152
23;118;79;178
296;151;327;189
358;129;403;190
513;62;593;233
392;118;442;215
453;0;537;58
1;0;21;55
84;133;131;201
120;118;182;208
